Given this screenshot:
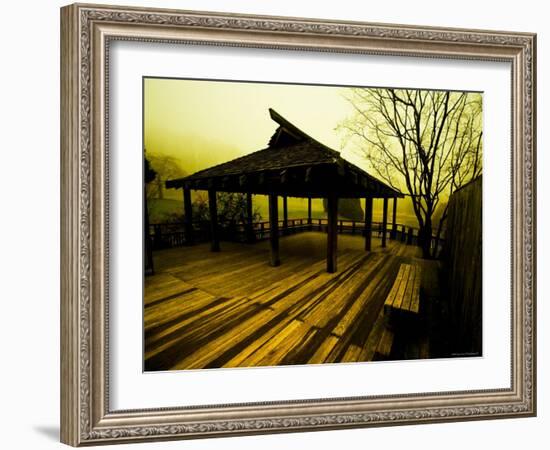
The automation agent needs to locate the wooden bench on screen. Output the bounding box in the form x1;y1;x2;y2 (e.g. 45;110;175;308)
372;264;423;361
384;263;421;319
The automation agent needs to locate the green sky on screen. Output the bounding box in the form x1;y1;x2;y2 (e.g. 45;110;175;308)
143;78;437;225
143;77;366;172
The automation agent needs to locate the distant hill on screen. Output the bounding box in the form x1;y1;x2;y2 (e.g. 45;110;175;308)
147;198;183;223
322;198;363;221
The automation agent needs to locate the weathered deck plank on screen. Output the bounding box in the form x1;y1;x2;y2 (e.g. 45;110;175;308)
144;232;422;370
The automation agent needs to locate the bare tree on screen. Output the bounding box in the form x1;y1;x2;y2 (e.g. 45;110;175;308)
339;88;482;258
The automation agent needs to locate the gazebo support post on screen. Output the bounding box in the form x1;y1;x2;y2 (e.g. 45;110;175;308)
144;185;154;275
183;188;194;245
307;197;312;229
246;193;255;243
208;189;220;252
283;195;288;235
364;196;373;252
382;197;388;248
327;194;338;273
269;194;280;266
391;196;398;240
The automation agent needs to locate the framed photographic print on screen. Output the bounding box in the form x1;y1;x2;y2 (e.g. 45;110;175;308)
60;3;536;446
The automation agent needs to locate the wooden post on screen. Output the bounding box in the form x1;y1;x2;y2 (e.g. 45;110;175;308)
208;189;220;252
391;196;398;239
183;188;194;245
269;194;280;266
153;224;162;248
364;197;373;251
407;227;413;245
307;197;312;228
382;197;388;248
144;186;154;275
282;195;288;235
246;192;255;243
327;194;338;273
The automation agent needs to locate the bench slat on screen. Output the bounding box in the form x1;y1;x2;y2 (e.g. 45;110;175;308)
384;263;421;316
393;264;411;311
410;267;422;314
384;265;404;309
384;264;407;313
401;265;417;311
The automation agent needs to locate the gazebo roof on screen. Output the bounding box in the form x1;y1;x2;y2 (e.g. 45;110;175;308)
166;108;403;199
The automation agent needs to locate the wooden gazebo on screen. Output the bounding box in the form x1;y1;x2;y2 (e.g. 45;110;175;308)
166;108;403;273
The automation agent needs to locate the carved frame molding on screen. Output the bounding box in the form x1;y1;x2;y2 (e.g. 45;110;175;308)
60;3;536;446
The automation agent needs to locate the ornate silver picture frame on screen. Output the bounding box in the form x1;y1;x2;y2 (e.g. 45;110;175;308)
60;3;536;446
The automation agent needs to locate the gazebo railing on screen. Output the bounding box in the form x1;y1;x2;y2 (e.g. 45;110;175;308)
148;218;442;251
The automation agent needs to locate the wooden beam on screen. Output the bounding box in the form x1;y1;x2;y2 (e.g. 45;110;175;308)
391;196;398;239
280;169;288;184
336;160;346;176
183;188;194;245
382;197;388;248
208;189;220;252
305;166;313;183
283;195;288;235
364;197;373;251
269;194;280;266
307;197;312;225
246;192;255;243
327;194;338;273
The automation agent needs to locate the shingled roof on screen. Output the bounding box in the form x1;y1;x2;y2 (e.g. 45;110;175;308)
166;109;402;199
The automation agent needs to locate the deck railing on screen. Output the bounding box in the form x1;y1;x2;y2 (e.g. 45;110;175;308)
148;217;443;252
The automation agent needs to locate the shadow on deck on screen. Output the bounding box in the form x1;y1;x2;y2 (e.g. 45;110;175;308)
144;232;425;371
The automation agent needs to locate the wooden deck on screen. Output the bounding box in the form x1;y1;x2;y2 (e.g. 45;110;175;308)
144;232;421;371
